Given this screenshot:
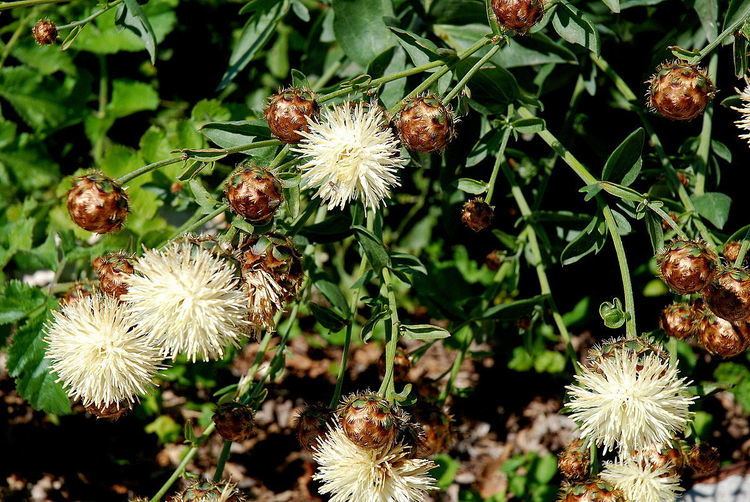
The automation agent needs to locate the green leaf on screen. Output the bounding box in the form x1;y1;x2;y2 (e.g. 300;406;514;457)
561;214;607;265
480;295;547;320
332;0;398;66
389;26;442;66
511;117;545;134
7;307;72;415
310;303;349;331
200;120;271;149
601;128;644;186
400;323;451;341
431;454;460;489
714;362;750;385
457;178;488;194
315;279;350;314
599;298;626;329
691;192;732;229
352;225;390;273
0;281;47;325
116;0;159;64
145;415;181;443
601;0;621;13
218;0;290;89
724;0;750;30
552;2;601;55
188;179;219;210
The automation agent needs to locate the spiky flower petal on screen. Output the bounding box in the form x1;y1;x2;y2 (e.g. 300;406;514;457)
600;455;683;502
314;423;437;502
123;242;249;362
732;84;750;145
45;294;161;408
566;341;695;455
243;268;284;334
294;103;406;210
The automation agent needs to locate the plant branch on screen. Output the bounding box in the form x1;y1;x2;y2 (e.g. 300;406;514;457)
57;0;122;30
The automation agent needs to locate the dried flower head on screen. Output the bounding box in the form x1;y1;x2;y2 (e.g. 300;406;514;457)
45;294;161;408
600;455;684;502
172;481;246;502
660;301;702;340
704;267;750;322
265;87;319;143
123;242;250;362
66;172;129;234
658;239;717;294
296;402;334;453
93;252;135;299
395;95;456;152
59;282;93;306
225;165;283;224
647;60;714;121
723;240;747;265
491;0;544;33
558;481;625;502
566;340;695;454
313;423;437;502
32;19;57;45
409;403;453;457
687;443;720;476
294;102;406;210
461;198;494;232
558;439;591;482
213;403;255;442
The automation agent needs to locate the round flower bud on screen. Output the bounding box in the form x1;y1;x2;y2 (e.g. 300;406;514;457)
697;311;749;358
660;301;702;340
32;19;57;45
559;481;625;502
704;267;750;322
338;392;398;450
174;481;246;502
409;403;453;457
85;400;131;421
395;95;455;153
295;403;333;453
485;250;505;271
723;241;747;266
212;403;255;443
637;444;686;476
658;240;717;294
378;349;412;382
647;60;715;121
67;173;129;234
264;87;319;143
59;282;93;306
93;252;134;299
687;443;720;476
558;439;591;482
491;0;544;33
461;198;494;232
225;165;283;224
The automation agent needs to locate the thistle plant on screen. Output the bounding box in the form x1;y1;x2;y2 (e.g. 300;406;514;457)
2;0;750;501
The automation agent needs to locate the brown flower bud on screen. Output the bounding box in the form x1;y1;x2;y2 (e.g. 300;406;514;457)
723;240;747;265
93;252;134;299
32;19;57;45
238;235;304;303
395;95;455;153
491;0;544;33
174;481;246;502
461;198;494;232
637;445;686;476
647;60;715;121
658;240;717;294
558;439;591;482
687;443;720;476
67;173;129;234
401;403;453;457
704;267;750;322
225;165;283;224
378;349;412;382
295;403;333;453
485;250;505;271
264;87;319;143
212;403;254;443
660;301;702;340
559;481;625;502
85;401;131;421
338;392;398;450
59;283;93;306
698;311;749;358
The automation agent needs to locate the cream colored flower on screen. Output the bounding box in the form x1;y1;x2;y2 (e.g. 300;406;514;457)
294;103;406;210
732;84;750;145
123;242;249;362
314;423;437;502
45;294;161;407
243;268;284;335
566;341;694;455
600;455;683;502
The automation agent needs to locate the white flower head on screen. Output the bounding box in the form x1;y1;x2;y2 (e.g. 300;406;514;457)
732;83;750;145
600;455;683;502
565;341;695;455
313;423;437;502
294;102;406;210
123;241;250;362
243;267;284;335
45;294;161;408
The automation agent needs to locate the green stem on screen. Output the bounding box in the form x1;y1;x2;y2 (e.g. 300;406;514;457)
0;0;67;10
692;15;750;63
183;139;282;157
213;441;232;482
695;53;718;196
377;267;401;401
57;0;122;30
269;144;290;169
313;57;344;91
735;229;750;267
442;43;502;104
149;424;214;502
517;106;637;338
168;204;228;241
117;157;184;185
0;8;35;69
439;341;466;403
484;125;512;204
